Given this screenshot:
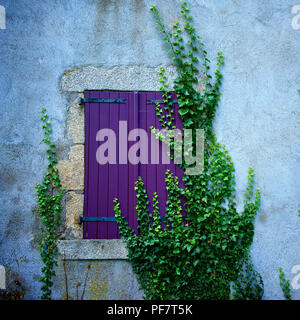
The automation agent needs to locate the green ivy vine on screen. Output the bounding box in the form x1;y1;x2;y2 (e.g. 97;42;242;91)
279;267;291;300
114;1;263;299
35;108;65;300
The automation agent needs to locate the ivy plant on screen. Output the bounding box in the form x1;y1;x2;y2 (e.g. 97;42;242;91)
279;267;291;300
114;1;263;299
35;108;65;300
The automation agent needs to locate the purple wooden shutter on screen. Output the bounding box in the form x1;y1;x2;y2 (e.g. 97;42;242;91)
84;91;184;239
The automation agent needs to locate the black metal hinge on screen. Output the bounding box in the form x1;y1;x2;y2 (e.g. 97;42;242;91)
78;215;188;224
78;216;117;224
147;99;178;104
79;98;126;105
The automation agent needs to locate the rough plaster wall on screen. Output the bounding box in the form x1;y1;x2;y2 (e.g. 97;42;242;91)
0;0;299;299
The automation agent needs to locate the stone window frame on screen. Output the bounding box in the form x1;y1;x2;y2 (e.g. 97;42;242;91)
57;65;178;260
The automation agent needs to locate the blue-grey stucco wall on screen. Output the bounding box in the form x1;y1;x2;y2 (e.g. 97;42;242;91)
0;0;299;299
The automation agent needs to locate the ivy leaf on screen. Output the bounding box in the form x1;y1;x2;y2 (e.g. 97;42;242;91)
178;108;189;116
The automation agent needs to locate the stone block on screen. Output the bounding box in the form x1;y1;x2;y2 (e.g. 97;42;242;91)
57;144;84;191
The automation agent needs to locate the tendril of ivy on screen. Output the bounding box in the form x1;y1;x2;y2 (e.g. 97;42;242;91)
35;108;65;300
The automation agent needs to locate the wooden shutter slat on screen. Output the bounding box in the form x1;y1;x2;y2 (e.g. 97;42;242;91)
107;91;120;239
83;91;90;239
97;91;109;239
131;92;139;233
86;91;100;239
146;91;158;213
119;92;130;236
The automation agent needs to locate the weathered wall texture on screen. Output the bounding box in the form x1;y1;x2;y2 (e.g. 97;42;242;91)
0;0;299;299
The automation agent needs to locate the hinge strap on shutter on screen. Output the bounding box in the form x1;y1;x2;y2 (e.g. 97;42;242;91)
78;215;188;224
147;99;178;104
78;216;116;224
79;98;126;105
